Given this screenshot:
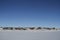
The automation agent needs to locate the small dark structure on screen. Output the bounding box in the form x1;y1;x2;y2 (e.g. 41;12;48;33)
29;27;35;30
3;27;13;30
22;28;27;30
15;28;21;30
36;27;42;30
15;27;27;30
52;27;55;30
43;27;51;30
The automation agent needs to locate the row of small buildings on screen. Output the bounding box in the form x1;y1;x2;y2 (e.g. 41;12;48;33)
0;27;60;30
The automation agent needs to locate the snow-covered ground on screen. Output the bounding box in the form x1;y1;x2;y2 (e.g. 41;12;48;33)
0;30;60;40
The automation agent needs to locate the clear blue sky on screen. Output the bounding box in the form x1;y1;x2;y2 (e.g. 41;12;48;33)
0;0;60;27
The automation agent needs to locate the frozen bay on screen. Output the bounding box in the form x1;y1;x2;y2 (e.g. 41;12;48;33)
0;30;60;40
